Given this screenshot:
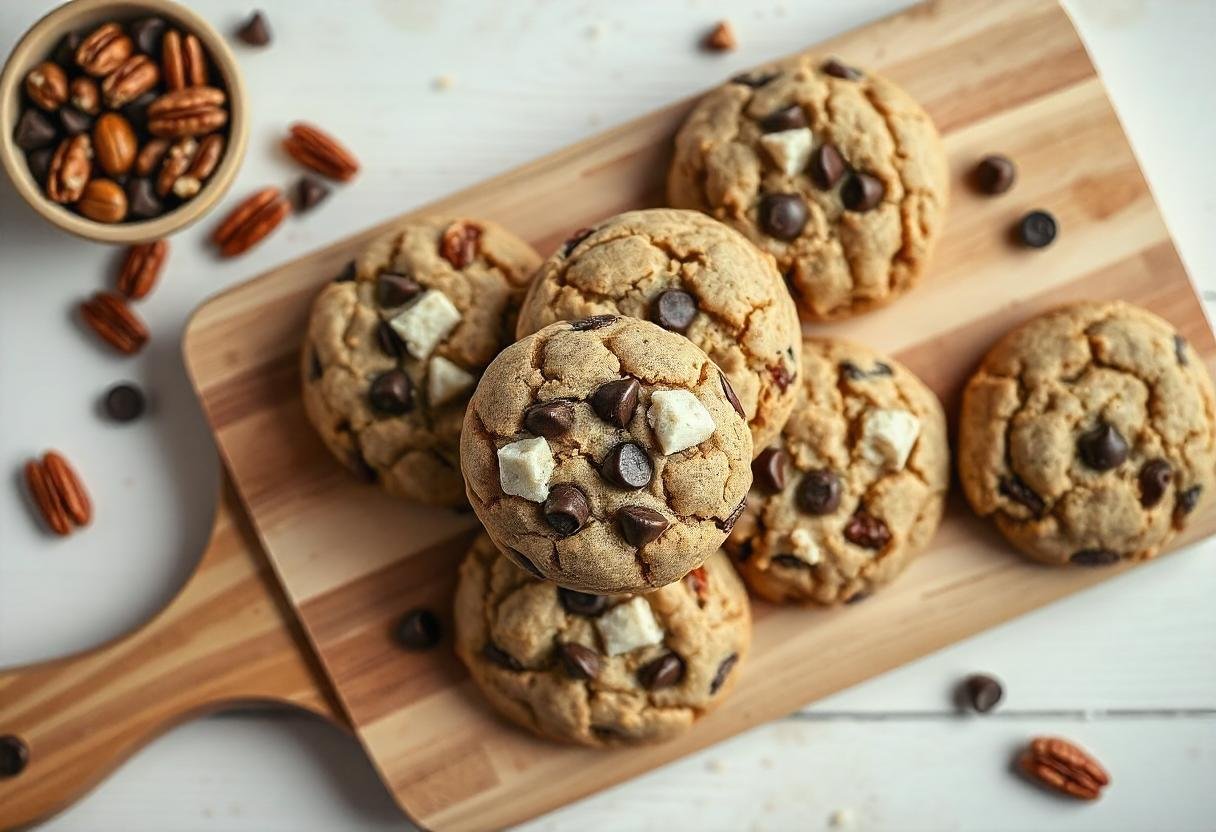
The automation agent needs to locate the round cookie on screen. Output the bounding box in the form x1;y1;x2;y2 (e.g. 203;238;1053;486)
958;301;1216;567
460;315;753;594
516;209;802;451
667;54;948;321
727;337;949;604
454;534;751;747
302;217;541;506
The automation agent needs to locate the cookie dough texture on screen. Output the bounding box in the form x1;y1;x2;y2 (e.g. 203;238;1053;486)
516;209;802;451
302;217;541;506
461;316;753;594
729;337;949;604
959;301;1216;566
455;534;751;747
667;54;948;321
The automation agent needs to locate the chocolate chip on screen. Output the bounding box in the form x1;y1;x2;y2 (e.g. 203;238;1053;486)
237;11;272;46
509;548;544;578
840;360;892;380
844;510;890;549
482;642;523;671
638;653;685;690
652;289;698;332
591;377;640;427
1017;210;1057;249
841;172;885;212
376;272;422;307
710;653;738;694
999;476;1045;516
558;587;609;617
1070;549;1120;567
617;505;670;546
570;314;617;331
720;371;744;418
125;178;162;219
959;673;1004;713
1174;334;1189;366
973;154;1016;195
333;260;356;283
1138;459;1172;508
1076;423;1128;471
769;363;793;391
600;442;653;489
759;104;807;133
556;642;600;680
720;497;747;533
0;734;29;778
376;320;405;358
822;58;862;80
562;227;593;255
758;193;808;240
368;370;413;414
796;469;841;515
295;176;330;211
731;70;779;88
752;447;787;494
809;142;845;190
27;147;54;184
771;553;811;569
130;17;167;56
524;400;575;439
121;92;157;134
104;383;146;422
53;31;82;67
394;608;441;650
58;105;92;136
1177;485;1202;516
543;484;590;536
14;109;56;150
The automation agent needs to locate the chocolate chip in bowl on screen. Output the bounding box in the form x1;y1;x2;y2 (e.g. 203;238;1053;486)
0;0;248;244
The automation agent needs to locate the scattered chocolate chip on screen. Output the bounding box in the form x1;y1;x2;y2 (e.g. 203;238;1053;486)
759;104;807;133
1017;210;1057;249
0;735;29;778
730;70;779;88
652;289;699;332
562;227;593;255
26;147;54;184
13;109;56;150
368;370;413;414
600;441;653;489
809;142;845;190
845;591;870;605
376;272;422;307
121;92;156;135
375;320;405;359
973;154;1016;195
844;511;890;549
796;469;841;515
350;450;377;483
1071;549;1120;567
638;653;685;690
558;587;609;617
771;553;810;570
1000;476;1045;516
841;172;885;212
58;105;92;136
617;505;670;546
125;178;162;220
543;484;590;536
295;175;330;211
333;260;356;282
394;608;441;650
752;447;787;494
959;673;1004;713
1174;334;1189;366
237;11;272;46
482;642;523;671
822;58;862;80
524;400;575;439
710;653;738;694
591;377;640;427
53;31;82;67
130;17;167;56
720;371;744;418
758;193;808;240
509;548;544;578
720;497;747;534
1177;485;1202;516
103;383;145;422
557;642;600;680
1076;423;1128;471
570;314;617;331
1138;459;1172;508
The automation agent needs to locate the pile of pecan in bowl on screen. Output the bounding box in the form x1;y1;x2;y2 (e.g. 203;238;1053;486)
14;17;229;224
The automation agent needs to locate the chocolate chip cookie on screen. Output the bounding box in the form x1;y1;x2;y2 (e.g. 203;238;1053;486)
302;217;541;506
727;337;949;604
454;534;750;747
461;316;753;594
667;55;948;321
959;301;1216;566
516;209;802;451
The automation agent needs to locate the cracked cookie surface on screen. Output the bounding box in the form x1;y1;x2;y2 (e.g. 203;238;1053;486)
454;534;751;747
959;301;1216;566
516;209;802;451
727;337;949;604
302;217;541;506
667;54;948;321
461;316;753;594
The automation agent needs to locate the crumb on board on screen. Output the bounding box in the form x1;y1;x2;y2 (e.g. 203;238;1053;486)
703;20;736;52
433;74;454;91
829;808;856;828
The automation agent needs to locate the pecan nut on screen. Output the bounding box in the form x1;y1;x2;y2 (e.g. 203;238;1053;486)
147;87;227;138
440;220;482;268
156;137;198;197
78;178;128;223
134;138;170;177
117;239;169;299
162;30;209;91
93;112;137;176
47;134;93;203
170;133;224;198
211;187;292;257
80;291;149;354
24;451;92;535
70;76;100;114
101;54;160;108
282;122;359;181
1018;737;1110;801
76;23;133;77
25;61;68;111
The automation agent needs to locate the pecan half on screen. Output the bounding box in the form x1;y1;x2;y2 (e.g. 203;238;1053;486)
156;137;198;197
147;87;227;138
102;54;160;108
76;23;133;77
25;61;68;111
134;138;170;177
162;30;208;91
24;451;92;535
80;291;149;354
282;122;359;181
93;112;137;176
440;220;482;268
211;187;292;257
170;133;224;198
1018;737;1110;801
70;76;100;114
117;239;169;299
47;134;93;203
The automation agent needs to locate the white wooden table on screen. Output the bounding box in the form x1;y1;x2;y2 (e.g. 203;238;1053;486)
2;1;1214;829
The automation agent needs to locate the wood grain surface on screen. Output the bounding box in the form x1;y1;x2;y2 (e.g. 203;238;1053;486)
182;1;1216;829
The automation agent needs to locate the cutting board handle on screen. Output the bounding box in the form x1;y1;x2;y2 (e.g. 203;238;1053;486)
0;481;343;830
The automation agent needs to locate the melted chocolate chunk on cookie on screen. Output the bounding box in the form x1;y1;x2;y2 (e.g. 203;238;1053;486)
1138;459;1172;508
719;370;744;417
368;370;413;414
638;653;685;690
1077;422;1128;471
752;447;788;494
759;104;807;133
556;642;600;680
999;475;1046;516
570;314;618;331
543;484;590;536
844;510;890;549
808;143;845;190
600;441;653;489
796;469;841;515
1176;485;1202;516
376;320;406;359
842;172;885;212
558;587;609;617
822;58;862;80
840;360;893;380
617;506;670;546
758;193;808;240
482;642;524;671
591;377;640;427
376;272;421;307
652;289;699;332
1070;549;1120;567
731;70;779;88
524;400;575;438
710;653;738;694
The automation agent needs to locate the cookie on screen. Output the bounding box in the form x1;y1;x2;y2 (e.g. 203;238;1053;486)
667;54;948;321
958;301;1216;566
302;217;541;506
516;209;802;451
454;534;751;747
727;337;949;604
460;316;753;594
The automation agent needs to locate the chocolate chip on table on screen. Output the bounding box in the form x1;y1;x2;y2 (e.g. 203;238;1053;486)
809;143;845;190
394;608;441;650
236;11;273;46
973;154;1016;195
730;70;779;88
125;178;162;219
558;587;609;617
1174;334;1189;366
719;371;744;418
844;510;890;549
796;469;841;515
375;272;422;307
617;505;670;546
822;58;862;80
591;377;640;427
752;447;787;494
959;673;1004;713
368;369;413;414
333;260;356;282
0;734;29;778
651;289;698;332
1071;548;1120;567
14;109;57;150
543;484;590;536
562;227;593;256
841;172;885;212
600;442;653;489
758;192;808;240
523;400;575;439
482;642;523;671
759;104;807;133
1017;210;1057;249
569;314;617;331
556;642;600;680
376;320;405;359
129;17;168;57
638;653;685;690
710;653;738;694
1076;422;1128;471
27;147;54;184
999;475;1045;516
295;175;330;211
1137;459;1172;508
58;105;93;136
1177;485;1202;516
103;382;146;422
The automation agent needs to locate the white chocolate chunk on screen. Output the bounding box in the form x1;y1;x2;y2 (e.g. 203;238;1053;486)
595;597;664;656
647;389;716;455
497;437;555;502
427;355;476;406
787;528;822;565
759;127;813;177
859;408;921;471
389;290;461;360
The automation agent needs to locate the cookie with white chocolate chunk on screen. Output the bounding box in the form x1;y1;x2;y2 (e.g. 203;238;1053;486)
727;337;949;604
302;217;541;506
461;316;753;594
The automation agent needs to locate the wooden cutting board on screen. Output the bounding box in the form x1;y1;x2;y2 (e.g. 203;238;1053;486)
180;0;1216;829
